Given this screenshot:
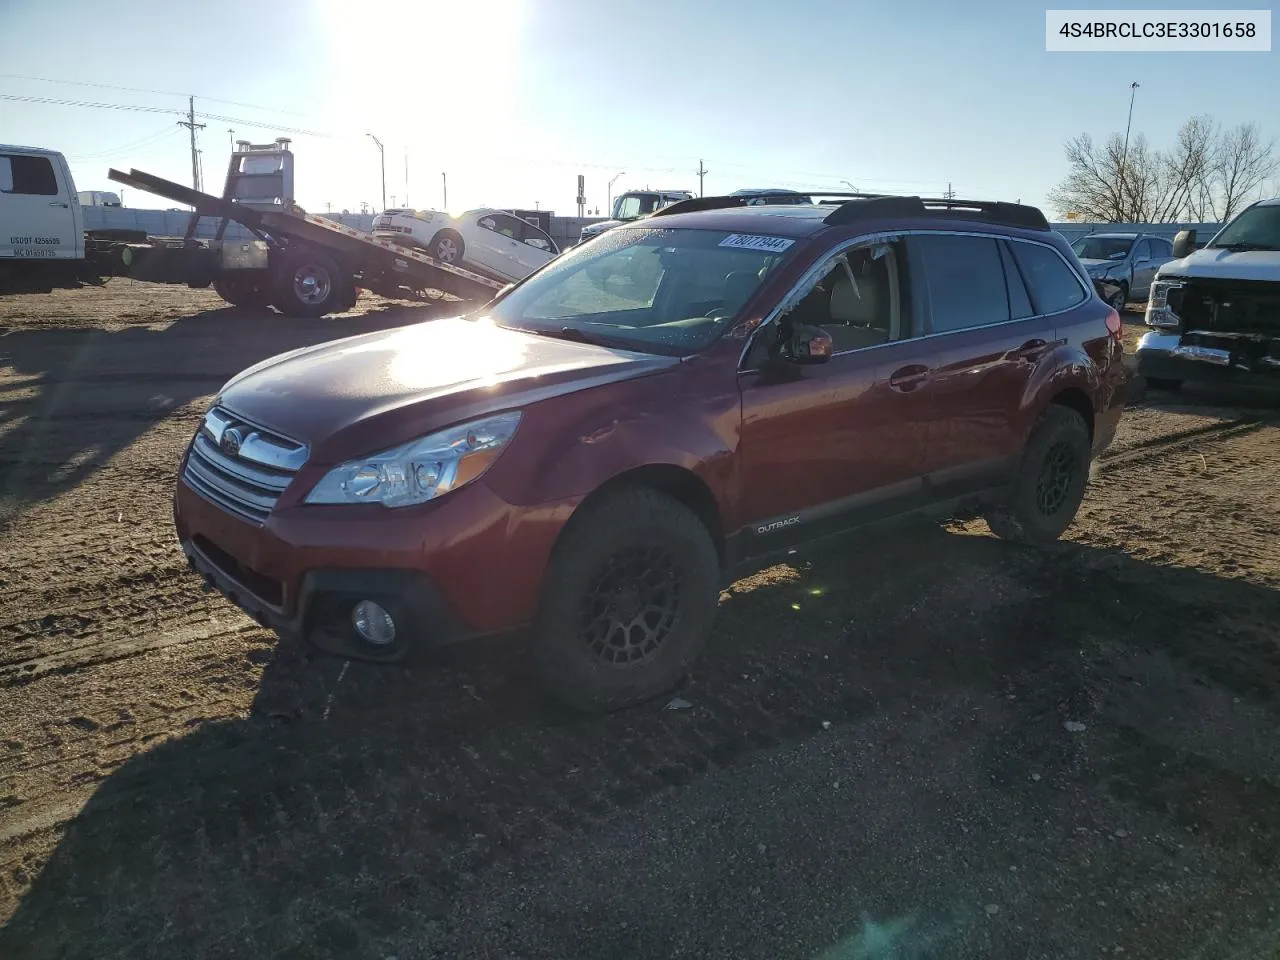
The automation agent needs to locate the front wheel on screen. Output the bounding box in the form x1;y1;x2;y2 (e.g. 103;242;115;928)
213;275;267;308
531;487;721;713
1107;282;1129;313
985;405;1092;545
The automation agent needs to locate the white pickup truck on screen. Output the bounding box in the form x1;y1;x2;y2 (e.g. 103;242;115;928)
0;144;144;293
1136;197;1280;389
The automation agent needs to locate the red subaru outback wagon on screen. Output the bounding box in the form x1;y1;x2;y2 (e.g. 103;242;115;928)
175;193;1128;711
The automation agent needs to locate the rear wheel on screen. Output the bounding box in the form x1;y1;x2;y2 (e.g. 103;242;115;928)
271;248;348;318
428;229;464;265
531;487;721;713
985;405;1092;545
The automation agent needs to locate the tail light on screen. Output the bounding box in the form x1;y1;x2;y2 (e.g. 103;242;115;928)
1105;308;1123;348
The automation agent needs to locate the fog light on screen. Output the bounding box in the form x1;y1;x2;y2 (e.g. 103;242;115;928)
351;600;396;645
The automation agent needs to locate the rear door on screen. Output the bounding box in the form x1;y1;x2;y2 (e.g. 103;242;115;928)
908;232;1062;495
512;219;558;272
0;151;77;260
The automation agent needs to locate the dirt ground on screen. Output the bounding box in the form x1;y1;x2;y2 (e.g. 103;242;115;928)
2;282;1280;959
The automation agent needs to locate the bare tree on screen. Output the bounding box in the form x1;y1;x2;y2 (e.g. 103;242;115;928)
1208;122;1278;221
1049;115;1274;223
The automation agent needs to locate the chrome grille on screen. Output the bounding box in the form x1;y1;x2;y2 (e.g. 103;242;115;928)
182;407;308;524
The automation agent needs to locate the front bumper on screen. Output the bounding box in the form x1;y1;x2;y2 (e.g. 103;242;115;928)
174;469;575;659
1135;330;1280;382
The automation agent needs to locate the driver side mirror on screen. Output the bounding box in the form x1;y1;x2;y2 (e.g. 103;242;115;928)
778;322;833;365
1172;229;1196;259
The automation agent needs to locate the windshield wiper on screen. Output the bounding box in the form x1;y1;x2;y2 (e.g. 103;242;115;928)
1211;242;1278;252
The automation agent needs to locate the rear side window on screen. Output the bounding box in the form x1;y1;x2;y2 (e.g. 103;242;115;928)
1009;241;1087;315
916;234;1009;333
0;154;59;196
999;242;1034;319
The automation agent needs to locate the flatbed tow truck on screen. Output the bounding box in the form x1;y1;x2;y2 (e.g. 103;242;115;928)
0;141;505;316
105;166;507;316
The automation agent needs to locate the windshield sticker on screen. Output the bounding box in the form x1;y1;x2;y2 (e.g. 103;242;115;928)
719;234;795;253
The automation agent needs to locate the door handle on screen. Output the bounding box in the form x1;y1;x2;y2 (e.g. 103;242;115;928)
889;364;929;392
1010;338;1049;361
49;201;69;208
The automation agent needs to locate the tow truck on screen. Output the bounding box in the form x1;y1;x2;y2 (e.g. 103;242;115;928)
0;141;506;316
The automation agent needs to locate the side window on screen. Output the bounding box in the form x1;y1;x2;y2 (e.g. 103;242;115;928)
916;234;1009;333
1152;238;1172;258
999;242;1034;320
520;222;555;252
0;154;59;195
749;241;904;362
1009;241;1087;315
1133;239;1152;260
478;214;497;232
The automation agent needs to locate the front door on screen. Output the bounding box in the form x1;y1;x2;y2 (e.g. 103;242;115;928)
736;240;932;553
0;152;76;260
1129;238;1158;298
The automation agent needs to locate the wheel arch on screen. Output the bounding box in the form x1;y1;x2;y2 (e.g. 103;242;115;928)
560;463;727;568
1046;385;1094;442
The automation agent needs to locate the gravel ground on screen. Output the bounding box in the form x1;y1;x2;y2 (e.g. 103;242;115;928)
1;284;1279;959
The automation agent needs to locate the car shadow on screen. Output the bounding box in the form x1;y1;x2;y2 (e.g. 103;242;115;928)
3;526;1280;959
0;299;459;528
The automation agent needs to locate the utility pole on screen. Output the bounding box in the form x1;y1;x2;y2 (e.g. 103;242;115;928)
227;128;235;149
442;172;447;210
367;133;386;212
943;182;956;200
841;179;859;192
697;159;708;197
176;96;206;192
1119;81;1140;220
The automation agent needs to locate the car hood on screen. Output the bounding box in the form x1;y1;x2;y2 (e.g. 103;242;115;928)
216;316;678;455
1157;248;1280;282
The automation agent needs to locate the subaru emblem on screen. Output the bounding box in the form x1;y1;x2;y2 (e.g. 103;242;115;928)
220;427;243;458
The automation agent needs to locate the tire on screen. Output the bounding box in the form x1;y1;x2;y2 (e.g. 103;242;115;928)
428;229;464;265
985;405;1092;545
1144;377;1182;391
531;487;721;713
271;248;348;318
1107;282;1128;312
212;276;266;308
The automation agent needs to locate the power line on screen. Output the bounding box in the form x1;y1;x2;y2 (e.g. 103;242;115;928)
0;93;180;115
66;124;183;161
0;72;317;119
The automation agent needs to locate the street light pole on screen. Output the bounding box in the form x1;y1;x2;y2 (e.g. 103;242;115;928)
1119;81;1140;219
367;133;386;212
607;171;625;216
442;172;447;210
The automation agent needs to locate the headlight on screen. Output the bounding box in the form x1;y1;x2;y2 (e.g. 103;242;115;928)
1145;279;1183;329
304;411;522;507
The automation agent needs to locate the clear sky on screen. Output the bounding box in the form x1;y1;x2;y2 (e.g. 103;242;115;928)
1;0;1275;216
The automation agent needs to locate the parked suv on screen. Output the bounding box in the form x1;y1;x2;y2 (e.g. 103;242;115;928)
175;193;1128;712
1070;232;1176;310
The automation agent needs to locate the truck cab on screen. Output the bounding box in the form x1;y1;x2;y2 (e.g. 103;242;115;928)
0;145;84;264
577;189;694;245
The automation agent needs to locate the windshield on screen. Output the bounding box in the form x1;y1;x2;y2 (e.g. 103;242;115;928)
1209;204;1280;250
1071;236;1134;260
485;226;797;355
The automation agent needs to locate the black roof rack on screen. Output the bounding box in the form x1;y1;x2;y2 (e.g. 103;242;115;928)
823;195;1050;230
647;191;1050;231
